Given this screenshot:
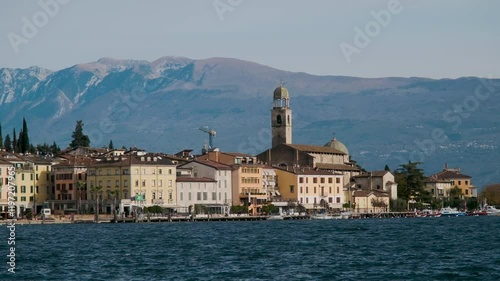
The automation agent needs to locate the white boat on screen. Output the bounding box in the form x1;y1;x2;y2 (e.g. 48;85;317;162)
267;215;285;220
311;213;341;220
438;207;466;217
484;205;500;216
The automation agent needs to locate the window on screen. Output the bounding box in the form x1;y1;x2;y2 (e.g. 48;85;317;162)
115;169;119;175
314;187;316;193
124;180;128;187
180;192;183;201
168;180;172;187
328;177;333;183
197;192;202;200
299;177;303;183
152;169;156;175
320;178;325;184
329;187;332;193
306;186;308;193
188;192;192;200
203;192;208;200
313;178;317;183
168;169;172;175
68;184;72;191
107;169;110;175
159;169;163;175
159;180;163;187
21;196;26;201
30;174;33;181
22;174;25;181
336;178;341;184
21;186;26;193
142;169;146;175
168;192;172;200
36;174;39;180
152;191;156;200
465;180;469;185
107;180;111;188
290;185;294;193
336;197;341;203
135;169;139;175
465;189;469;195
337;187;340;193
152;180;156;187
98;181;102;187
376;185;381;190
300;186;303;193
458;181;461;185
142;180;146;187
212;192;217;200
277;115;282;124
329;197;333;203
135;180;139;187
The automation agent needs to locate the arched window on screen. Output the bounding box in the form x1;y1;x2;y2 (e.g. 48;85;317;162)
277;115;282;124
287;115;290;124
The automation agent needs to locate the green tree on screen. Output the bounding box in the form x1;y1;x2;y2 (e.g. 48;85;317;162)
395;161;426;202
91;185;103;222
4;134;12;152
108;140;114;150
466;197;479;211
70;120;90;148
390;198;407;212
384;164;391;172
12;128;16;152
76;181;86;214
17;130;23;153
21;117;29;153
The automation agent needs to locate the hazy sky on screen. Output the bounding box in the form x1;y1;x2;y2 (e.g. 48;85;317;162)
1;0;499;78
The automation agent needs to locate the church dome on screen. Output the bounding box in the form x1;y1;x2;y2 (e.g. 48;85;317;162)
324;137;349;154
273;86;289;100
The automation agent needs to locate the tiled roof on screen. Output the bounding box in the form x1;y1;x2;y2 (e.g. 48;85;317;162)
353;190;389;197
176;177;216;183
285;144;346;155
316;163;360;171
276;167;341;176
431;170;471;180
189;159;232;170
354;171;390;178
89;155;176;167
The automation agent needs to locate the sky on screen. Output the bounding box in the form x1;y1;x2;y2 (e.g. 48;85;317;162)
1;0;499;79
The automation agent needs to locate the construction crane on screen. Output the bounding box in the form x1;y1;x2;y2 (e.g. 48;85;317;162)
198;126;216;151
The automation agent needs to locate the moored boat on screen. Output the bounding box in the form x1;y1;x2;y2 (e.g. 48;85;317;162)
438;207;466;217
484;205;500;216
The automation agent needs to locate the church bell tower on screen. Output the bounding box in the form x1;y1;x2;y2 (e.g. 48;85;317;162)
271;84;292;147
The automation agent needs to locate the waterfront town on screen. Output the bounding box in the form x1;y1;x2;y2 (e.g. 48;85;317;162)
0;85;489;222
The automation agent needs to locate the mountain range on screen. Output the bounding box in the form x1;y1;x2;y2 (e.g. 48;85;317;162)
1;56;499;189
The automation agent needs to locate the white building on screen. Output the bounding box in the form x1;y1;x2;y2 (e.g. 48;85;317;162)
179;160;232;206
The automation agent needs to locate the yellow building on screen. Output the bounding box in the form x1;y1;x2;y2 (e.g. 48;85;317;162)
0;159;14;219
87;154;177;215
429;166;476;198
353;190;389;213
232;162;266;214
275;168;344;211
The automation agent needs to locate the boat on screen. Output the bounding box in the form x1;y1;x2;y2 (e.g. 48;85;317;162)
438;207;466;217
267;214;285;220
484;205;500;216
310;213;341;220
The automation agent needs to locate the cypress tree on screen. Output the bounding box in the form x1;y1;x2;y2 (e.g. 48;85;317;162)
17;130;23;153
22;117;29;153
12;128;17;153
108;140;114;150
4;134;12;152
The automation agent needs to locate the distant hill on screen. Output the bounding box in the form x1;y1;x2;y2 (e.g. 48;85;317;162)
1;57;499;188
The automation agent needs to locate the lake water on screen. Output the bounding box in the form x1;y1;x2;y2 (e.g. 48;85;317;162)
1;217;499;280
